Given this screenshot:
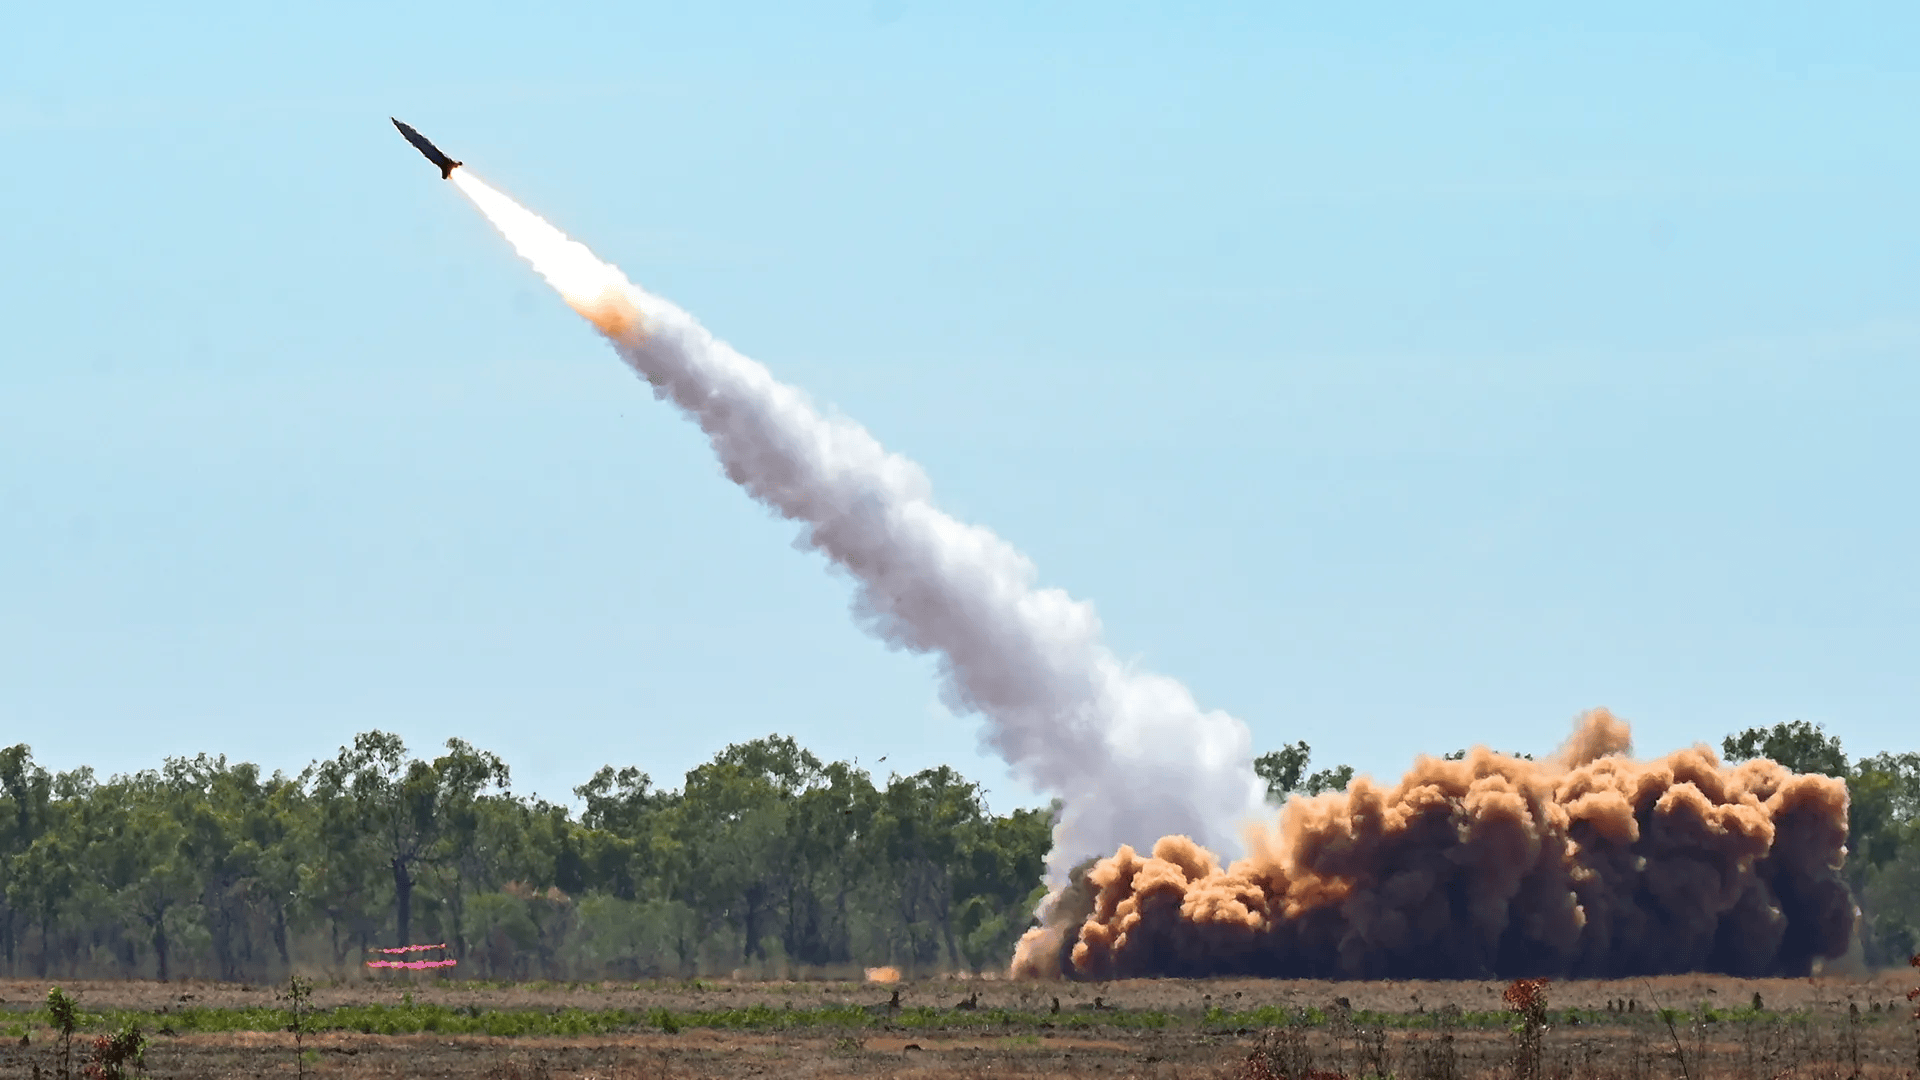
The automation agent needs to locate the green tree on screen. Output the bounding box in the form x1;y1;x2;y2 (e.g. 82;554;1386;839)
781;759;880;966
877;766;986;969
289;802;383;967
571;766;667;904
94;772;201;981
7;768;96;975
442;791;555;960
667;736;822;964
1843;752;1920;869
308;732;509;950
161;755;305;980
576;766;662;836
1721;720;1850;777
0;745;52;971
1254;742;1311;802
1302;763;1355;796
951;803;1050;972
1848;752;1920;964
1255;741;1354;801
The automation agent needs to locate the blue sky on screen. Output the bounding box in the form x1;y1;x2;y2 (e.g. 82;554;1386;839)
2;3;1914;812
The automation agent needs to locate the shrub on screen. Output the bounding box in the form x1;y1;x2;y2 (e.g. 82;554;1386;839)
46;987;81;1080
80;1025;144;1080
1502;979;1550;1080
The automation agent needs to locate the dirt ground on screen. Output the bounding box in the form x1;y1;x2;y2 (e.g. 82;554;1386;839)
4;970;1914;1016
0;973;1912;1080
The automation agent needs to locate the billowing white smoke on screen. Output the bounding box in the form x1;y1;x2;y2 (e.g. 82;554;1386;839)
450;171;1265;883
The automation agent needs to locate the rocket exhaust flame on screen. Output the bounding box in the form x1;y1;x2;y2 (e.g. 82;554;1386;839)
1011;709;1855;980
443;169;1267;887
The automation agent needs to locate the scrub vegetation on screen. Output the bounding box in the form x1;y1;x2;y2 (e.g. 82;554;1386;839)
3;971;1919;1078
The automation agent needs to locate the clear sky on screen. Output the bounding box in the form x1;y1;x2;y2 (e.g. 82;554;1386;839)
2;3;1914;814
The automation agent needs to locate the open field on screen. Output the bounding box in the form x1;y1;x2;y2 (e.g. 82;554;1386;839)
0;973;1914;1079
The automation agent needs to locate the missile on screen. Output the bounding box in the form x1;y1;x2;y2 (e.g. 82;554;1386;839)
390;118;462;179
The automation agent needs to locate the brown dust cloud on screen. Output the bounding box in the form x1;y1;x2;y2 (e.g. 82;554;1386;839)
1012;710;1855;980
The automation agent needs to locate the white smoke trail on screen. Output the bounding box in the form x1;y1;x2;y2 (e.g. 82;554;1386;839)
449;170;1266;883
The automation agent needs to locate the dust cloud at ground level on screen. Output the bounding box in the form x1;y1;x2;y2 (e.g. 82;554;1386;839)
1015;709;1855;979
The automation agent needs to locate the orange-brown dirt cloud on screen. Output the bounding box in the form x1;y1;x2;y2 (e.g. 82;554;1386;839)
1012;709;1855;980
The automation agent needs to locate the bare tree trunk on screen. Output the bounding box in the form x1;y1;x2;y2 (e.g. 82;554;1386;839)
392;857;414;947
272;904;290;969
835;877;852;964
448;873;466;962
209;887;237;981
741;891;762;963
934;869;958;970
152;917;171;983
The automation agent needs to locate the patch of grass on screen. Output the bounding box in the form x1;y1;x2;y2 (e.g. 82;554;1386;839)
1001;1033;1043;1048
0;995;1836;1043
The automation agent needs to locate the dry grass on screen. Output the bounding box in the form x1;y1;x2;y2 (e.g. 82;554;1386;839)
6;972;1917;1017
1;974;1917;1079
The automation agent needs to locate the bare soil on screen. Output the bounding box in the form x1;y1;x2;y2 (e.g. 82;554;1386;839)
5;971;1913;1016
0;973;1912;1080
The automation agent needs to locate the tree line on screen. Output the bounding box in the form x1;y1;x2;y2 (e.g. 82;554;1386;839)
0;733;1051;983
0;719;1913;983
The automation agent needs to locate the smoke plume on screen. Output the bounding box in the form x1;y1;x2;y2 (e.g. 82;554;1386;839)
447;171;1266;883
1011;709;1855;979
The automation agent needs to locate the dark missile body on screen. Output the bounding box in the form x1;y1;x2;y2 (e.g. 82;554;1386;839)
391;118;462;179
